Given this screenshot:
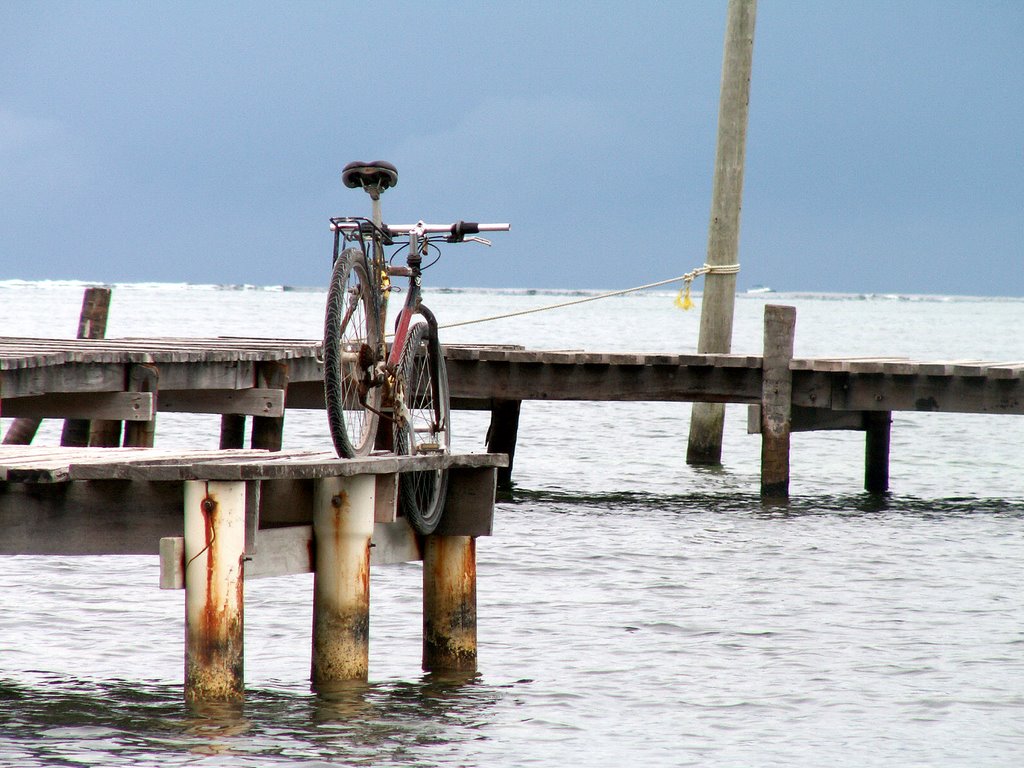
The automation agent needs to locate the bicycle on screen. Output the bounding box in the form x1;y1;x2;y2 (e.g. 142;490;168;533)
322;161;509;534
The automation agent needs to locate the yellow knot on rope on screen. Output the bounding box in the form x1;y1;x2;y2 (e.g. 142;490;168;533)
674;263;741;311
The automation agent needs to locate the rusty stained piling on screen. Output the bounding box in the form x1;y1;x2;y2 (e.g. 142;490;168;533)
760;305;796;501
422;535;477;673
311;474;375;689
183;480;246;702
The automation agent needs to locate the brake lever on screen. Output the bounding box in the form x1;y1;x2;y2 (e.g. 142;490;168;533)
463;236;492;246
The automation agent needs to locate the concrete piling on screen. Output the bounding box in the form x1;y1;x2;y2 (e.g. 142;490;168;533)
311;474;375;689
422;535;477;673
183;480;246;702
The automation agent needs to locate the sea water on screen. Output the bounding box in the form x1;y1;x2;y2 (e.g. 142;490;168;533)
0;281;1022;766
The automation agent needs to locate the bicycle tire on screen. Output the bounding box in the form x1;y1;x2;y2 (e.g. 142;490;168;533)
393;321;450;534
323;248;381;457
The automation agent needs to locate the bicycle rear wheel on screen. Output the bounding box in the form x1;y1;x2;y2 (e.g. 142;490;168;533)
393;321;450;534
323;248;381;457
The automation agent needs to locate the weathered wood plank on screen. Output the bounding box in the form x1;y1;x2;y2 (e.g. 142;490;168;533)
158;388;285;417
0;479;185;554
0;446;508;484
1;392;155;421
445;358;763;403
831;374;1024;414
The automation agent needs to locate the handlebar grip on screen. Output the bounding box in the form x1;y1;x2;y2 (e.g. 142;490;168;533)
448;220;480;242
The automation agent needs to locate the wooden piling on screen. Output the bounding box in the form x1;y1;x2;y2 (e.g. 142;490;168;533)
53;286;113;447
123;364;159;447
687;0;758;466
486;399;521;492
2;417;43;446
220;414;247;449
183;480;246;702
864;411;892;494
251;361;288;451
422;535;477;673
760;305;795;500
311;474;375;689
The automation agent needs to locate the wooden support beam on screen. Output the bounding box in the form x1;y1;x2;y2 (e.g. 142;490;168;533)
864;411;892;494
687;0;758;466
423;535;477;673
486;399;520;492
760;305;795;500
436;467;497;537
1;392;154;421
159;520;422;588
311;474;375;690
183;480;246;702
160;388;285;417
747;404;866;433
0;480;184;555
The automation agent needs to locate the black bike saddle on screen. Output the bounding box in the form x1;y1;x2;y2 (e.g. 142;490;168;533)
342;160;398;191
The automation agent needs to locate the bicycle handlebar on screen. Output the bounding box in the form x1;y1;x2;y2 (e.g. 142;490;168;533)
386;221;510;235
330;218;510;239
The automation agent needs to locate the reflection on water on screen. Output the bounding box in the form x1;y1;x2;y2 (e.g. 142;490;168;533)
506;486;1024;520
0;673;502;766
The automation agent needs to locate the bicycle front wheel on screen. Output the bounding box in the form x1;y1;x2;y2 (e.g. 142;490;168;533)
393;321;450;534
323;248;381;457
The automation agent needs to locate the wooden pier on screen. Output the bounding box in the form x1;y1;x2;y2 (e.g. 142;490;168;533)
4;302;1024;698
4;303;1023;497
0;445;504;700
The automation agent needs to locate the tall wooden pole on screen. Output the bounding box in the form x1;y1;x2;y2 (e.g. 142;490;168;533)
687;0;758;466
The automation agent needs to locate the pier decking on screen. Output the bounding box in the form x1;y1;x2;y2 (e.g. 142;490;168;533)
5;333;1021;419
3;311;1023;498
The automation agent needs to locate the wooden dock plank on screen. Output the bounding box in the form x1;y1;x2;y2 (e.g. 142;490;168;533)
0;446;508;483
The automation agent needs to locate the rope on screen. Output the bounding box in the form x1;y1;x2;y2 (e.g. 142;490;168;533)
674;262;741;311
439;263;740;330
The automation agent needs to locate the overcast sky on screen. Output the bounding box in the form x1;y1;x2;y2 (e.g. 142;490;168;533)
2;2;1021;294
